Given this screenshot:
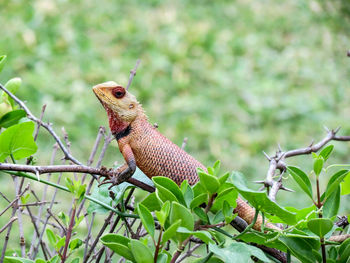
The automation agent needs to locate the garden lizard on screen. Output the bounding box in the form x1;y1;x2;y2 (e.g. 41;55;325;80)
93;81;276;231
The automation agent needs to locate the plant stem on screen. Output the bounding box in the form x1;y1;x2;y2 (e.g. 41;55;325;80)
154;228;163;263
316;177;322;209
61;201;76;262
316;177;326;263
320;237;326;263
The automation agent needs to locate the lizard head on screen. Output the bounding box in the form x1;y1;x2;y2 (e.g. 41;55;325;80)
93;81;144;134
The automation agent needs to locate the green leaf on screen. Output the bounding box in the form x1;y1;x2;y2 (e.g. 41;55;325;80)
35;259;46;263
323;186;340;218
232;172;297;225
313;157;324;176
307;218;333;238
211;210;225;224
100;234;134;261
156;253;168;263
46;229;57;247
198;170;220;194
339;238;350;262
181;180;194;207
153;177;186;205
190;193;208;209
212;160;221;176
209;241;271;262
319;145;334;161
3;257;34;263
161;219;181;244
279;235;316;263
65;178;75;193
137;203;155;238
0;121;37;162
154;182;178;203
325;170;349;198
58;212;68;226
48;255;60;263
211;186;237;212
4;78;21;108
20;193;30;204
222;200;234;224
218;172;230;185
155;201;170;227
0;110;26;128
87;183;130;214
70;258;80;263
170;202;194;242
141;192;162;212
55;236;66;251
239;232;286;251
0;55;6;73
341;172;350;195
177;227;214;244
161;200;170;217
287;166;313;200
129;239;153;263
170;202;194;231
193;207;208;223
69;238;83;250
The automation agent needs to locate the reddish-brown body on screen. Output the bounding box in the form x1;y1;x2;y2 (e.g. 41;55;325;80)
117;115;205;185
93;82;278;231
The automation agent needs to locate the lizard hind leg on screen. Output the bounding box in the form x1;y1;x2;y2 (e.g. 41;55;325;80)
99;144;137;189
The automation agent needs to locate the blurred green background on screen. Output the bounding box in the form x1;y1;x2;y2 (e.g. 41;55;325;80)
0;0;350;256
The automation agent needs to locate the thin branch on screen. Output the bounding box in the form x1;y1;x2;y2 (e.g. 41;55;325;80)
0;216;18;234
0;163;155;192
126;59;141;90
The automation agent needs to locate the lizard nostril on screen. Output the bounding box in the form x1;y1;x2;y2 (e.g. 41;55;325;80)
129;104;134;109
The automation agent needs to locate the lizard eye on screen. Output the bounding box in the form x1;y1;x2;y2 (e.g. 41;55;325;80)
112;86;126;99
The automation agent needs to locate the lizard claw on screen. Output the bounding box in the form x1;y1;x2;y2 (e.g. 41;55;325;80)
98;170;120;188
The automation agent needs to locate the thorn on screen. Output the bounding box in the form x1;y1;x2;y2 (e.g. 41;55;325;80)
35;169;40;182
254;180;265;184
280;186;294;192
262;151;271;161
334;126;341;134
323;126;330;133
181;137;188;150
308;140;314;147
258;185;266;191
278;143;282;152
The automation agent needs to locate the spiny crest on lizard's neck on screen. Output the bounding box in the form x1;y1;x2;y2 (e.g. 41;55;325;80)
93;81;147;134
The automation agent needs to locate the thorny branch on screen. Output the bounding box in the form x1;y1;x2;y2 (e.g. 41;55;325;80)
0;163;155;192
258;127;350;202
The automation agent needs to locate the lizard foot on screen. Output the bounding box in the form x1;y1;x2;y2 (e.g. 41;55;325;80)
98;168;122;189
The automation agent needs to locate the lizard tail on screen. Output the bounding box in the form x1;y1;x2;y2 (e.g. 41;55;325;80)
235;197;280;231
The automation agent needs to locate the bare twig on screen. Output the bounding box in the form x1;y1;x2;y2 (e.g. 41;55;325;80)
177;243;202;263
0;163;155;192
126;59;141;90
33;104;47;141
0;216;18;234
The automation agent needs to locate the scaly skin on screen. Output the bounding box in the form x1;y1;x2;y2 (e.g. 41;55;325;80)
93;81;277;231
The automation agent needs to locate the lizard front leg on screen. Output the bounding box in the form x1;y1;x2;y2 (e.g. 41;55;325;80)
99;144;136;188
